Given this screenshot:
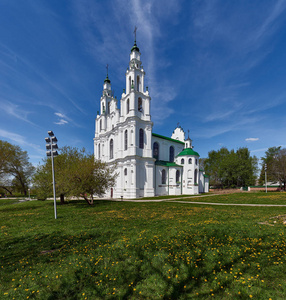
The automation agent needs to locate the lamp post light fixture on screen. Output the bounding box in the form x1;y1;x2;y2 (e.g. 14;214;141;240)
265;163;267;193
45;131;58;219
28;188;30;200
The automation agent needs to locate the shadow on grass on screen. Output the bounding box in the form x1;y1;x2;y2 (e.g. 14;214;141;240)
65;199;114;208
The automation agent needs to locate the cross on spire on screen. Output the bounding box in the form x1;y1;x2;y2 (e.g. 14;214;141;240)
188;129;190;139
104;63;111;84
177;122;180;128
134;26;137;42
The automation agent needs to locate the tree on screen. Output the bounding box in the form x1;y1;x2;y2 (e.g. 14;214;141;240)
259;146;281;185
0;140;34;195
32;163;53;200
259;147;286;190
236;147;258;187
0;140;13;178
274;148;286;190
33;146;117;204
204;147;258;188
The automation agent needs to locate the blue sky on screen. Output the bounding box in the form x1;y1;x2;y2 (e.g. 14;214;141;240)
1;0;286;167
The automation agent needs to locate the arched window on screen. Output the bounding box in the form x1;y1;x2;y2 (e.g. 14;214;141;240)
124;130;128;150
176;170;180;183
194;169;198;184
108;102;111;114
188;158;192;164
139;129;144;149
169;146;174;162
129;76;131;92
126;99;130;114
181;158;184;164
98;143;100;158
124;168;127;176
153;142;159;160
100;120;102;131
110;139;113;159
162;169;166;184
137;76;140;92
138;97;142;112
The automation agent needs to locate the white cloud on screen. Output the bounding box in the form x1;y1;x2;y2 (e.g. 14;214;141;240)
55;119;68;125
72;0;178;122
54;112;69;125
0;129;42;152
245;138;259;142
55;112;66;118
0;98;36;125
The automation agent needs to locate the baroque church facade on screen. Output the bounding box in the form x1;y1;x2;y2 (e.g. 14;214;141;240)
94;39;209;199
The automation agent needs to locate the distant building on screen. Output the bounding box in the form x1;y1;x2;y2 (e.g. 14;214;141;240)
94;39;209;198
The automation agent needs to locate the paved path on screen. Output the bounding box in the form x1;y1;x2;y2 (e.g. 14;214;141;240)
102;194;286;207
109;193;221;202
167;200;286;207
6;195;286;207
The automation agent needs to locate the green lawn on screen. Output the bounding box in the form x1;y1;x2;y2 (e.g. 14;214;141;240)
1;193;286;299
169;192;286;205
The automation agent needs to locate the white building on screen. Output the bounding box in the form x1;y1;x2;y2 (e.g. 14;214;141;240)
94;39;209;198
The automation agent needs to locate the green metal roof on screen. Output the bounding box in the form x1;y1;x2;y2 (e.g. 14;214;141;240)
152;133;184;145
131;42;140;53
104;75;111;83
176;148;200;157
155;160;182;167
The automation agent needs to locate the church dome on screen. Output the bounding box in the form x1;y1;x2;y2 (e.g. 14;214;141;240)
131;42;140;53
177;148;200;157
104;75;111;83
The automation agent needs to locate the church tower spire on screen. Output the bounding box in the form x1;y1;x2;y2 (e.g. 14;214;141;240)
103;64;111;92
119;27;151;122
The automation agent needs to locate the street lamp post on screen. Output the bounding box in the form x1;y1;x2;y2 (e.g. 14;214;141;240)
28;188;30;200
265;163;267;193
45;131;58;219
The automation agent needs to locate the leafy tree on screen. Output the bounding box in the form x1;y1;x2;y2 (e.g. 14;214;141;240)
33;146;117;204
274;148;286;190
236;147;258;187
259;146;281;185
259;147;286;190
204;147;257;188
33;163;53;200
0;140;34;195
0;140;12;178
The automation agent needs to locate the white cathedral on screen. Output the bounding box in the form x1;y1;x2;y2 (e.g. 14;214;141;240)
94;38;209;199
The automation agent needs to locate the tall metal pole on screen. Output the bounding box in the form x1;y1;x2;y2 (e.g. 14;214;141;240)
45;131;58;219
265;164;267;193
51;146;57;219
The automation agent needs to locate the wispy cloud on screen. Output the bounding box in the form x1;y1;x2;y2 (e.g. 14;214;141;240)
0;39;86;116
0;129;42;153
72;0;180;121
55;119;68;125
54;112;69;125
195;115;262;139
250;147;268;153
189;0;286;135
245;138;259;142
0;99;36;126
55;112;66;118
